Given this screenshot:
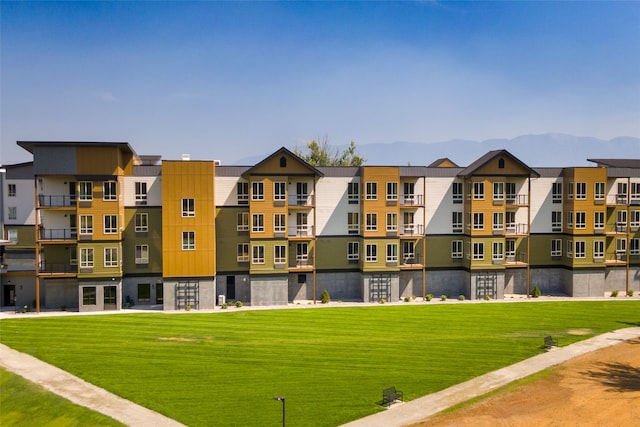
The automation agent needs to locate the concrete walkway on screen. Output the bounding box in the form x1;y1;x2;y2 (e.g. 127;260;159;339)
341;326;640;427
0;343;186;427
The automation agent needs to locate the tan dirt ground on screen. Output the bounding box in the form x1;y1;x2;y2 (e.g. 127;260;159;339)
409;338;640;427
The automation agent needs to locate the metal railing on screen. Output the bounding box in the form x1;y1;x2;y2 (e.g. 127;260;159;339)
400;194;424;206
39;228;77;240
38;263;76;274
38;194;75;207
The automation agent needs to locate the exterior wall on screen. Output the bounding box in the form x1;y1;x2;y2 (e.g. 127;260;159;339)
44;279;78;309
315;236;360;271
3;176;35;226
250;275;288;306
216;274;251;304
316;176;356;236
312;271;361;301
563;268;606;297
530;177;561;233
214;176;242;206
1;273;37;308
399;270;423;298
122;208;163;274
163;278;216;310
425;269;468;298
425;177;458;234
361;272;399;303
605;267;640;293
530;267;565;294
215;207;250;273
78;279;123;312
123;175;162;206
469;270;505;300
122;276;164;306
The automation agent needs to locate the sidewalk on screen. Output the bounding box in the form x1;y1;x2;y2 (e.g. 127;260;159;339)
341;326;640;427
0;343;186;427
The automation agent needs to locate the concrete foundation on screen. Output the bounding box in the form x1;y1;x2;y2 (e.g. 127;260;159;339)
78;279;122;313
399;271;424;299
122;276;164;306
163;278;216;311
313;272;361;301
251;275;287;306
361;273;399;303
425;270;468;299
563;269;605;297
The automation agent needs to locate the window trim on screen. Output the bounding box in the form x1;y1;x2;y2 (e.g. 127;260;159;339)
135;244;149;264
182;231;195;251
181;198;195;217
103;181;117;201
135;213;148;232
104;247;119;267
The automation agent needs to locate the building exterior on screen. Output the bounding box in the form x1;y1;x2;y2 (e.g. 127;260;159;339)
1;142;639;312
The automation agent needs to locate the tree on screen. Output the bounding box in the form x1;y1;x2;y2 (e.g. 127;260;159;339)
294;136;366;166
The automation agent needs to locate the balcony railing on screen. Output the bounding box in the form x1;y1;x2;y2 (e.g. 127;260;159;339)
39;228;77;241
506;194;528;206
289;194;314;207
38;194;75;207
400;194;424;206
400;224;424;236
607;194;628;205
38;262;76;274
288;225;315;237
506;223;529;235
289;255;314;269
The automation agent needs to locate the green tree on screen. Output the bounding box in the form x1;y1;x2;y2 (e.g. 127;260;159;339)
294;137;365;166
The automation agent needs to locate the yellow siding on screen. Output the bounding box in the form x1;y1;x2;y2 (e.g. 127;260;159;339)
76;146;124;176
361;167;400;238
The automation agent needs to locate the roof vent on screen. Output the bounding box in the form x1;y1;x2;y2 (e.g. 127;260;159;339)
182;154;190;161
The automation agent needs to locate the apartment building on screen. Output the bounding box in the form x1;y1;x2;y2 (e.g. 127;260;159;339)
1;142;638;311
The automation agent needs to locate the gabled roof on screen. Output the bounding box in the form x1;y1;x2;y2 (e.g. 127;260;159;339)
427;157;458;168
241;147;324;178
587;158;640;168
457;149;540;178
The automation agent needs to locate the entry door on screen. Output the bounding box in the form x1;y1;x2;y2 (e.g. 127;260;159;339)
104;286;117;310
3;285;16;306
227;276;236;300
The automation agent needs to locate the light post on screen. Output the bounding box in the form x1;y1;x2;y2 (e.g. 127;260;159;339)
273;396;285;427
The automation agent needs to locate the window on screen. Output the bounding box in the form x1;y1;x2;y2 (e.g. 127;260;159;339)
104;215;118;234
552;182;562;202
135;245;149;264
274;245;286;264
181;198;195;217
567;211;573;229
403;212;415;234
617;210;627;231
347;212;359;234
493;212;504;231
386;182;398;201
472;242;484;260
506;211;516;230
506;182;516;202
631;210;640;228
296;212;308;235
575;241;586;258
348;182;359;203
252;181;264;200
365;243;377;262
493;182;504;200
594;240;604;259
473;212;484;230
567;181;573;199
347;241;359;261
80;215;93;235
403;182;415;203
135;213;148;232
182;231;195;250
366;213;377;231
296;243;308;261
594;182;605;200
366;182;377;200
386;213;398;232
237;212;249;231
7;184;16;197
7;207;16;220
473;182;484;200
594;211;605;230
551;239;562;257
104;247;119;267
69;246;77;265
617;182;628;203
403;241;415;261
632;183;640;202
274;214;286;233
575;212;586;229
80;248;94;268
7;229;18;242
552;211;562;232
82;287;96;305
506;239;515;258
575;182;586;200
135;182;147;203
567;239;573;258
467;182;472;200
237;182;249;204
138;284;151;302
616;238;626;255
386;243;398;263
274;182;286;201
631;238;640;256
252;214;264;232
451;240;463;259
296;182;308;204
492;241;504;261
237;243;249;262
79;181;93;201
452;182;463;202
252;245;265;264
452;212;463;233
101;181;116;201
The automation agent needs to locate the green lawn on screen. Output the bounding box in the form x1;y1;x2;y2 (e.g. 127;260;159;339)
0;368;123;427
1;301;638;426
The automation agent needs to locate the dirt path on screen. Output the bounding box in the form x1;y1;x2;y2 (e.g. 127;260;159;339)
409;337;640;427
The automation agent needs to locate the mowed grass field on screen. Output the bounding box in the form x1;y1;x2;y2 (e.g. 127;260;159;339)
1;300;639;426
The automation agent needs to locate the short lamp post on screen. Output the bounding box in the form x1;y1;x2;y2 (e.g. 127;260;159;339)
273;396;285;427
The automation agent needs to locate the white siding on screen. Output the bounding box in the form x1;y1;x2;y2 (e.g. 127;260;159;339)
530;177;560;233
4;178;35;225
215;176;241;206
316;176;358;236
123;176;162;206
425;177;458;234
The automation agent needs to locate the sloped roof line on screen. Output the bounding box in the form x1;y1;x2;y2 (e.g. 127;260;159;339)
457;149;540;178
241;146;325;177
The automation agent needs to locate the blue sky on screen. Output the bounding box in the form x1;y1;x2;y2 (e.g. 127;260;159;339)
1;1;639;165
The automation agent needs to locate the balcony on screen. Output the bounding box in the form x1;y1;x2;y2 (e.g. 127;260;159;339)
505;252;528;267
400;194;424;207
400;257;423;270
506;194;528;206
289;194;314;208
400;224;424;237
38;262;77;276
38;194;75;208
606;224;628;235
606;253;627;266
505;223;529;236
289;255;314;272
607;194;628;205
39;228;77;241
288;225;315;238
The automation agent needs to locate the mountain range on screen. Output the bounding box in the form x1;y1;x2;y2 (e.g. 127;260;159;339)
237;134;640;168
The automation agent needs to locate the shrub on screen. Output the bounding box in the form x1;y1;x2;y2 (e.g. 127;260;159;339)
440;295;447;301
379;298;386;304
458;295;465;301
221;303;228;309
425;294;433;302
235;300;243;308
321;289;330;304
484;294;491;301
531;286;541;298
627;289;634;297
404;296;411;302
610;290;619;297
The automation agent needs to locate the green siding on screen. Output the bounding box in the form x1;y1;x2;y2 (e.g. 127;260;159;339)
123;208;162;274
